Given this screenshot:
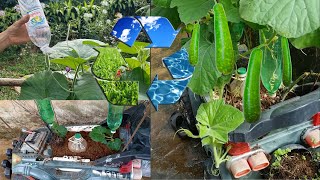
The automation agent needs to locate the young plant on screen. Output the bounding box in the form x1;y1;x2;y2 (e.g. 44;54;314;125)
89;126;122;151
177;99;244;172
51;121;68;138
271;148;291;168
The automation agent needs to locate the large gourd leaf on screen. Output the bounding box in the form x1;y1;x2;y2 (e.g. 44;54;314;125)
19;70;69;100
196;100;244;144
290;28;320;49
186;24;221;95
50;57;88;70
151;6;181;29
49;39;106;60
221;0;241;23
239;0;320;38
259;29;283;95
170;0;215;24
74;73;106;100
153;0;172;8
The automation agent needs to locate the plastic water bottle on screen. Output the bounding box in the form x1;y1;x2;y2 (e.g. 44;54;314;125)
18;0;52;54
68;133;88;153
107;104;124;134
230;67;247;98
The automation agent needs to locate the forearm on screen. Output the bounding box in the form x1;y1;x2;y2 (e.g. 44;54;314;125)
0;31;10;53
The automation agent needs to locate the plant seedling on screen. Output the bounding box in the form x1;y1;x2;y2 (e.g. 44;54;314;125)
89;126;122;151
176;99;244;173
51;121;68;138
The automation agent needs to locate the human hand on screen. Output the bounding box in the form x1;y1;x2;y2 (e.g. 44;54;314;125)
5;15;31;46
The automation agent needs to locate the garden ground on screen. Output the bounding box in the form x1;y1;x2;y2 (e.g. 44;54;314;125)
151;35;207;178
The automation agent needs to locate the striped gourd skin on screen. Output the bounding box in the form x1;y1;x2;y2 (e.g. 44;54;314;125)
243;48;263;123
214;3;235;75
281;37;292;87
189;23;200;66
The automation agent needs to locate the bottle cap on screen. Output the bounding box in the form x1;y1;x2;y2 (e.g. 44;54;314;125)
237;67;247;75
74;133;82;139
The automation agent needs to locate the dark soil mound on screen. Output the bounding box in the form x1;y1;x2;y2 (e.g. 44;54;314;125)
51;131;119;160
267;152;319;179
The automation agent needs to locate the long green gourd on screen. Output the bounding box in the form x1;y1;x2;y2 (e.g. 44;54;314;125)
189;22;200;66
281;37;292;87
243;48;263;123
214;3;235;75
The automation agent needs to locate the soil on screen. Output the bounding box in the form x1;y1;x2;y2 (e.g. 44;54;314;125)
265;152;319;179
225;85;282;111
51;131;120;160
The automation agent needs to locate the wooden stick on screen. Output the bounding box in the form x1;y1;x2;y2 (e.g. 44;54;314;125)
0;78;25;86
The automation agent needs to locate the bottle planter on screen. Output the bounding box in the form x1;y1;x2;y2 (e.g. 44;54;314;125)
1;104;151;180
174;83;320;179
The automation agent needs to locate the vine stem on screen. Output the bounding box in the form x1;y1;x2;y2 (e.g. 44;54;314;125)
238;32;277;60
281;72;320;101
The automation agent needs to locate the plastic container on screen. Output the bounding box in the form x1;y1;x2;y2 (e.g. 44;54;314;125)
230;67;247;98
18;0;52;53
107;104;124;133
229;158;251;178
68;133;87;153
247;151;270;171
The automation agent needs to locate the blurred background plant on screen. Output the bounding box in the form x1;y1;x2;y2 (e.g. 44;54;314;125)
0;0;150;100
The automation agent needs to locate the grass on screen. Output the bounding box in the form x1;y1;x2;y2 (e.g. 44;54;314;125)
0;44;64;100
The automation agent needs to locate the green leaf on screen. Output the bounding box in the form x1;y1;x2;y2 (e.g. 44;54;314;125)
83;40;107;47
239;0;320;38
186;24;221;95
55;124;68;138
125;58;141;70
151;6;181;29
290;28;320;49
118;41;150;54
107;138;122;151
92;47;126;80
19;71;69;100
259;29;283;94
196;99;244;144
49;39;106;60
50;57;87;70
89;126;108;143
221;0;241;23
170;0;215;24
152;0;172;8
74;73;106;100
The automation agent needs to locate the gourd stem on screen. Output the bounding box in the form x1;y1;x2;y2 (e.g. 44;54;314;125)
282;72;320;101
218;86;224;99
238;32;277;60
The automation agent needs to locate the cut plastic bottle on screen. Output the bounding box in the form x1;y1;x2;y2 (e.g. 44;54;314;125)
18;0;52;54
107;103;124;133
68;133;88;153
